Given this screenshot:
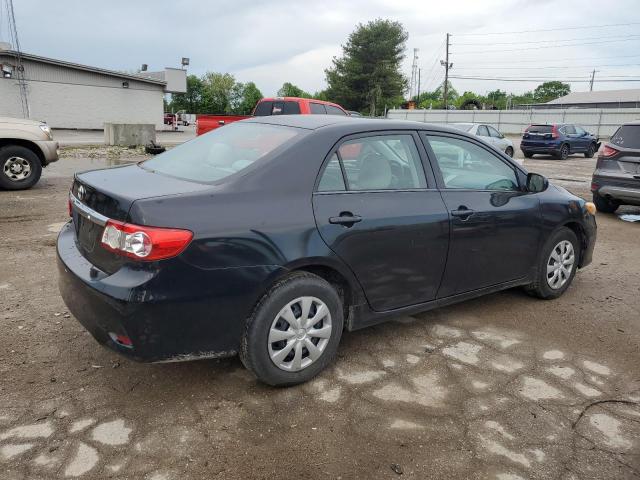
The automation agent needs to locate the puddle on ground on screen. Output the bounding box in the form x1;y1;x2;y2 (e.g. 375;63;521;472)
618;214;640;223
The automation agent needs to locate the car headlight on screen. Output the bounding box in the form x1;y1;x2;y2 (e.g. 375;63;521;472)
39;124;53;140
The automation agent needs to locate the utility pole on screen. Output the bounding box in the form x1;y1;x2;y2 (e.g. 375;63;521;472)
589;69;599;91
417;68;421;105
440;33;452;109
409;48;419;99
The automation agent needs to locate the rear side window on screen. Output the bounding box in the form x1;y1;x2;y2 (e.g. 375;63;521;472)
611;125;640;149
317;154;346;191
564;125;576;134
310;103;327;114
283;101;301;114
477;125;489;136
253;101;273;116
527;125;552;134
336;135;426;190
142;123;303;183
325;105;346;116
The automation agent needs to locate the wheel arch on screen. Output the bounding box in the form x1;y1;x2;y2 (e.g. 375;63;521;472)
561;221;587;266
0;139;46;165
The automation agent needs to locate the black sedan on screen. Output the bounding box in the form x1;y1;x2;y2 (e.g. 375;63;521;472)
58;115;597;386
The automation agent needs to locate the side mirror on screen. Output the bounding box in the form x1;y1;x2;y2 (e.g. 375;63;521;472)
527;173;548;193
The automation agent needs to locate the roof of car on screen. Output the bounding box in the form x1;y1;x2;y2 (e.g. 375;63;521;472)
244;114;461;133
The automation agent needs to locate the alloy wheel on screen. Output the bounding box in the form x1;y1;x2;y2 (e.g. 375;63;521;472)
3;156;31;181
268;296;332;372
546;240;575;290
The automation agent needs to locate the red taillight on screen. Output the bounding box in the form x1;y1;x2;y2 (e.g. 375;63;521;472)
100;220;193;261
68;196;73;217
551;125;559;139
602;145;619;158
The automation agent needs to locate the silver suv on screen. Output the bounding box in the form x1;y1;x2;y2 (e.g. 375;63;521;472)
0;116;59;190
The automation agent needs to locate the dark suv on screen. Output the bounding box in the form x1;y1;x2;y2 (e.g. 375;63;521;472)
591;121;640;213
521;124;600;160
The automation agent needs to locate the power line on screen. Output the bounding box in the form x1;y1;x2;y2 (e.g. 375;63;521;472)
472;53;640;65
453;63;640;70
454;33;640;46
449;75;640;83
454;21;640;36
453;37;640;54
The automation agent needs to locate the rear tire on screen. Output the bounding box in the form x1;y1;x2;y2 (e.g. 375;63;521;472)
505;146;514;157
585;143;597;158
525;227;579;300
240;272;344;386
0;145;42;190
556;143;569;160
592;192;619;213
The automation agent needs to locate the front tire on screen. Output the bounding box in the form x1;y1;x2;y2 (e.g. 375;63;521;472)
525;227;579;300
505;146;514;157
0;145;42;190
240;272;344;386
585;143;597;158
592;192;619;213
523;150;533;158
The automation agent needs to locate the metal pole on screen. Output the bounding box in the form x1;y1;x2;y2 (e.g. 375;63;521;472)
417;68;421;106
589;69;596;91
443;33;450;109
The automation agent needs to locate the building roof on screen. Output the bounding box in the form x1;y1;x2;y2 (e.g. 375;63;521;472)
546;89;640;105
0;49;166;86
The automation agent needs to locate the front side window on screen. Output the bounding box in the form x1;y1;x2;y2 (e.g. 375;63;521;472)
488;126;502;138
564;125;576;135
310;103;327;114
142;123;303;183
575;126;586;135
426;135;519;191
336;135;427;191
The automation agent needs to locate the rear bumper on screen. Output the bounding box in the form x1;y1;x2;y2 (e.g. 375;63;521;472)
592;174;640;205
35;140;59;164
57;221;284;362
520;141;561;154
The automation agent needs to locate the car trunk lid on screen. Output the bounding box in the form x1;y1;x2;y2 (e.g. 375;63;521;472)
70;164;211;274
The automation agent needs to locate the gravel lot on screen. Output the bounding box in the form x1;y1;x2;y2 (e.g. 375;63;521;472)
0;144;639;480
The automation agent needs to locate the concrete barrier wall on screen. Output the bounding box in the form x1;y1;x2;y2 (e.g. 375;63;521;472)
104;123;155;146
386;108;640;137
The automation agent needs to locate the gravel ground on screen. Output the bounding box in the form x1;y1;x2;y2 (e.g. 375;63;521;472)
0;147;639;480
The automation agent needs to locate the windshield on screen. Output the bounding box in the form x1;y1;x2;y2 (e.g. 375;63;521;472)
527;125;553;134
451;123;474;132
142;123;303;183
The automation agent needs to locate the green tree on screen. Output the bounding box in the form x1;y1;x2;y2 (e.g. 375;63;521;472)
201;72;238;113
325;19;408;116
236;82;263;114
277;82;312;98
533;81;570;103
486;89;508;109
169;74;204;113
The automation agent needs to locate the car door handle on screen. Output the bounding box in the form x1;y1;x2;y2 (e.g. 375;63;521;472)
451;207;474;220
329;212;362;226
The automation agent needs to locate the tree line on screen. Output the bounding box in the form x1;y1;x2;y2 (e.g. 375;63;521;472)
167;19;571;116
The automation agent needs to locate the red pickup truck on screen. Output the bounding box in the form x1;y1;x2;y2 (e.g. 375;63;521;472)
195;97;348;136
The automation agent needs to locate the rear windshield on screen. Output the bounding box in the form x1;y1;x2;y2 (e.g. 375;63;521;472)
253;100;301;116
451;123;474;132
527;125;553;134
610;125;640;149
141;123;303;183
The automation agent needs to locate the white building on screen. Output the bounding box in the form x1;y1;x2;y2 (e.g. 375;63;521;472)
0;45;186;129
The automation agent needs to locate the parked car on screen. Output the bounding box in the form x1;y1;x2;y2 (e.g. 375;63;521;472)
521;124;600;160
163;113;175;125
591;121;640;213
195;97;348;135
0;116;59;190
451;123;514;157
58;117;596;386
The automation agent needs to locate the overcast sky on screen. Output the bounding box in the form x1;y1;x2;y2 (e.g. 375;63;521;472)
4;0;640;99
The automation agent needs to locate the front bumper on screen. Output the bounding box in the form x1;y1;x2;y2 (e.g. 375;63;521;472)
35;140;59;164
580;213;597;268
57;221;284;362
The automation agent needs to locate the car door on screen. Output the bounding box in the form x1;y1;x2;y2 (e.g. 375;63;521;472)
574;126;591;151
421;133;542;297
487;125;507;152
312;132;450;311
476;125;494;146
563;124;583;152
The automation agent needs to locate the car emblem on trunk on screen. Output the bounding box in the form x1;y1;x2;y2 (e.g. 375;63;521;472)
78;185;86;201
